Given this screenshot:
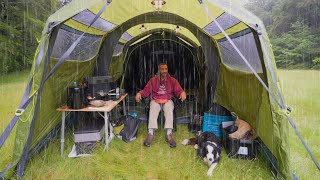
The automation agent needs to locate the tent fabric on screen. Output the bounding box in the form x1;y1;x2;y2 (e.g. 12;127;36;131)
0;0;291;179
204;12;241;36
72;9;116;32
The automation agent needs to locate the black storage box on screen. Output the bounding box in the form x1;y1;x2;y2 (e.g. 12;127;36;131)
74;113;105;143
86;76;114;98
223;127;257;159
73;113;105;155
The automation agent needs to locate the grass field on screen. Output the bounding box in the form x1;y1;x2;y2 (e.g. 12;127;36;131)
0;70;319;179
278;70;320;180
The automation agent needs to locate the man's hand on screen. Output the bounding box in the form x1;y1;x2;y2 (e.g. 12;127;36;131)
135;92;142;102
179;91;187;102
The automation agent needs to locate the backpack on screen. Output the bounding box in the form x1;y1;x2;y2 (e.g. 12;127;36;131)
112;115;141;143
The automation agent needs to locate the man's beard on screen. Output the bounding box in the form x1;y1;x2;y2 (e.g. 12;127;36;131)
160;72;167;78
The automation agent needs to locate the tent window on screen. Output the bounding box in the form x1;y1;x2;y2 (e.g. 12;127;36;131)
51;27;102;61
203;12;240;36
72;9;116;32
218;32;263;73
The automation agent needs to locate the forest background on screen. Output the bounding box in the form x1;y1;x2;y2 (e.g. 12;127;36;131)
0;0;319;73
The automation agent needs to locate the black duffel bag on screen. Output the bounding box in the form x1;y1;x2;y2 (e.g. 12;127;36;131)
112;115;141;143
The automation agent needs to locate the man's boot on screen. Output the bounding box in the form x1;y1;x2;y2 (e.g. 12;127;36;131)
143;133;154;147
166;134;176;148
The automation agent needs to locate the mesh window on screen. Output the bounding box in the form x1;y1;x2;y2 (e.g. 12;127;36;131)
218;32;263;73
51;26;102;61
204;12;240;36
72;9;116;32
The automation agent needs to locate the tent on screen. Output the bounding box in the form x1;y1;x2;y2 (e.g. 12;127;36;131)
0;0;292;178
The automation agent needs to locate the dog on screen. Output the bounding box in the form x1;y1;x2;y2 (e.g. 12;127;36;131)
182;132;221;176
228;112;256;139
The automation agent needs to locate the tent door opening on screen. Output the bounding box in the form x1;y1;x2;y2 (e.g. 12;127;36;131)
122;31;202;121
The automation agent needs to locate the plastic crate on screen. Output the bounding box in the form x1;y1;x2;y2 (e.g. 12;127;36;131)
223;128;257;159
202;112;233;137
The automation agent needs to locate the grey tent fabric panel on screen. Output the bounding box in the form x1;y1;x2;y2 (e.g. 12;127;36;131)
204;12;240;36
121;32;133;41
217;28;252;42
218;32;263;73
51;28;102;61
211;0;254;20
72;9;116;32
96;29;125;76
113;43;124;56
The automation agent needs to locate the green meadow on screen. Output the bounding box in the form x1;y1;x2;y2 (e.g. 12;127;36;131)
0;70;319;179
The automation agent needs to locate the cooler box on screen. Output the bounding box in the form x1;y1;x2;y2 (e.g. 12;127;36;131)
202;112;233;138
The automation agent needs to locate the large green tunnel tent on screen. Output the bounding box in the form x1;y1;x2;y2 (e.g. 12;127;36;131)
0;0;291;178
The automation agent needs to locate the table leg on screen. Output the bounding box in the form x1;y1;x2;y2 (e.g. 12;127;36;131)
61;111;66;156
122;98;127;115
104;112;109;151
103;112;115;151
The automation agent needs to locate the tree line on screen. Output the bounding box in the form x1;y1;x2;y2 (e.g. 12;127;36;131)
0;0;319;74
0;0;59;75
246;0;320;69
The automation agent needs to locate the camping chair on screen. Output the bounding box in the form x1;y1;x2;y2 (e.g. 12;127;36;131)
142;97;179;131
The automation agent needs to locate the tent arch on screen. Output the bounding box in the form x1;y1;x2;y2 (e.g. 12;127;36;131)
96;11;221;104
120;28;201;96
121;28;201;77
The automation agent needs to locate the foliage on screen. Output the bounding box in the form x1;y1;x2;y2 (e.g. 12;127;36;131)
272;21;318;67
0;0;59;75
313;57;320;64
246;0;320;69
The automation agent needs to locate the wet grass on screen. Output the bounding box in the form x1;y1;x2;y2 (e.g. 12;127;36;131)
0;70;319;179
0;70;29;170
278;70;320;180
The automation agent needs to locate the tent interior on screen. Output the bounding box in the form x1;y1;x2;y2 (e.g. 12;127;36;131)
0;1;292;179
122;29;202;120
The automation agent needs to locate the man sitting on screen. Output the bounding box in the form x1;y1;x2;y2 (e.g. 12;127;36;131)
135;63;186;148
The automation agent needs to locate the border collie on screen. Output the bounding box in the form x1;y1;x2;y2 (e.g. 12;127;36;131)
182;132;221;176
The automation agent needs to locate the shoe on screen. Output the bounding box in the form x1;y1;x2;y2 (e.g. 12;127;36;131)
166;134;176;148
143;133;154;147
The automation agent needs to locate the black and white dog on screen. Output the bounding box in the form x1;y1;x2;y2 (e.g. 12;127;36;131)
182;132;221;176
